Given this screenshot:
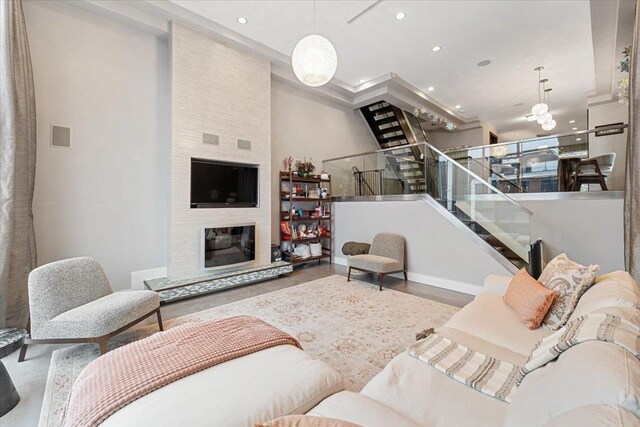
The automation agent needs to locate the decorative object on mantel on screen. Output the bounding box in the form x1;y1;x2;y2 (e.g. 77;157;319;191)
618;45;630;104
295;158;316;178
291;0;337;87
144;261;293;304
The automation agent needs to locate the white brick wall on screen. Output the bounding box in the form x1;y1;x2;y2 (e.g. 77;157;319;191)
169;23;271;278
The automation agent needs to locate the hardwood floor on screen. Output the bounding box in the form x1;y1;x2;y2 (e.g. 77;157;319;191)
2;262;473;426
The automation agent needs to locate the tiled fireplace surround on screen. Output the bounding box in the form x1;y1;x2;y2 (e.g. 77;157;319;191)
168;22;272;280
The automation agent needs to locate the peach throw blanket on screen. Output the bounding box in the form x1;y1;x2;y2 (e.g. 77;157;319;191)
61;315;302;427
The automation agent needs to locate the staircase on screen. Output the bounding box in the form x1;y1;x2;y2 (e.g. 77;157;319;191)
352;101;539;274
359;102;426;193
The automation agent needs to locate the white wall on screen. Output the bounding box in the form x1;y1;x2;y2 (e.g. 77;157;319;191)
271;80;378;241
426;126;484;151
587;100;628;191
23;1;169;291
517;196;624;274
333;200;513;294
170;23;272;279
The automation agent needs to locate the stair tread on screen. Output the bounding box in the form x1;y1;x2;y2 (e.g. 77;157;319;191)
374;116;400;125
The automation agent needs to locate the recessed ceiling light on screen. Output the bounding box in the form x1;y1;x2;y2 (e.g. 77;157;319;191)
432;46;441;52
477;59;492;67
395;12;406;20
572;127;578;130
455;105;461;109
237;17;247;24
359;79;366;84
569;120;575;123
428;86;435;91
576;138;582;141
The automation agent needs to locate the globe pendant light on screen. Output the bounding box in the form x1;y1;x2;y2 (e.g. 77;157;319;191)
291;1;337;87
531;67;548;117
542;119;557;131
531;102;548;117
537;112;552;124
541;88;556;130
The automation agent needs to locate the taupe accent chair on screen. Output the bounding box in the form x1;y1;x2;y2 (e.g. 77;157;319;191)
18;257;162;362
570;153;616;191
347;233;407;291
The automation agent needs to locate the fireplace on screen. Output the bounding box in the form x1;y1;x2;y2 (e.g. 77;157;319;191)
202;225;255;270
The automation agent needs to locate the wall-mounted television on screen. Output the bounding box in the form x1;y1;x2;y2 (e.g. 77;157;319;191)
202;225;255;269
191;159;258;208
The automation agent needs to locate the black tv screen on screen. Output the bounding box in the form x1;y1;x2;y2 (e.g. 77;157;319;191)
191;159;258;208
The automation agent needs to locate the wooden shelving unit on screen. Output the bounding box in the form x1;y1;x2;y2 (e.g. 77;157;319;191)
279;171;332;265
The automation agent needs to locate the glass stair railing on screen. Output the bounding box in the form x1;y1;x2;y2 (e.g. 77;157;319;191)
323;140;534;272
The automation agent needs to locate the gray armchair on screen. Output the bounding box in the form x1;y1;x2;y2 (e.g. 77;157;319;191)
18;257;162;361
347;233;407;291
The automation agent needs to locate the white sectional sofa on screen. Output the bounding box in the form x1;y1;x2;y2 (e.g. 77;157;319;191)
309;270;640;427
100;271;639;426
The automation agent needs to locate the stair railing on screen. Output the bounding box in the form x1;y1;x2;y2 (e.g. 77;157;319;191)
352;166;385;196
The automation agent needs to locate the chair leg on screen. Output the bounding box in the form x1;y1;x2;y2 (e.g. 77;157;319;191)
347;267;351;282
378;273;384;291
17;343;28;363
156;309;164;332
599;175;608;191
98;338;109;355
403;271;408;281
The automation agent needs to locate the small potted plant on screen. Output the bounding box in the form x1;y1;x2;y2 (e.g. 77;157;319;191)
296;158;316;178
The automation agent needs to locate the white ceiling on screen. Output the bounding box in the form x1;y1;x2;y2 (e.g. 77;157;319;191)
171;0;618;140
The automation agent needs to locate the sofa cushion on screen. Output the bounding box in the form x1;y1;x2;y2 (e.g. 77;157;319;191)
33;290;159;339
258;415;361;427
538;253;599;330
504;341;640;427
308;391;421;427
360;352;509;427
568;271;640;322
444;293;552;357
503;269;556;329
101;345;344;427
348;255;402;273
542;404;640;427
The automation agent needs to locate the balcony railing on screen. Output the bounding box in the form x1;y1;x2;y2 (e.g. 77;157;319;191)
443;124;627;193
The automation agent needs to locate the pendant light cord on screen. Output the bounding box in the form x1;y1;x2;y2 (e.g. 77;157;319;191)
537;68;542;103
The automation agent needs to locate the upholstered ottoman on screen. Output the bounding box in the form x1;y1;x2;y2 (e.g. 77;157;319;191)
101;345;344;427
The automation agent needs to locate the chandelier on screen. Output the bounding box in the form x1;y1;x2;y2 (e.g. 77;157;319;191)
291;1;337;87
531;66;556;131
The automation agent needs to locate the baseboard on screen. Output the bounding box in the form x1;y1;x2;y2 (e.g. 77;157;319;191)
333;256;482;296
131;267;168;290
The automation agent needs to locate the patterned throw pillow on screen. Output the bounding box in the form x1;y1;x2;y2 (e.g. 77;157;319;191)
539;254;599;330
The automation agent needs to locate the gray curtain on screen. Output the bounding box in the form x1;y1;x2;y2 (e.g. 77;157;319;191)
626;1;640;283
0;0;37;328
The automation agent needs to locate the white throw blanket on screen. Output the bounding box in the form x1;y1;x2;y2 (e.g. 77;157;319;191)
408;313;640;403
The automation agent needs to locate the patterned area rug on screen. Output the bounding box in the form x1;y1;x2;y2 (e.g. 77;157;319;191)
39;274;459;426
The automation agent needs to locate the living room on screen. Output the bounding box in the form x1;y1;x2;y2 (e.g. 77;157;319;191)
1;0;639;426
